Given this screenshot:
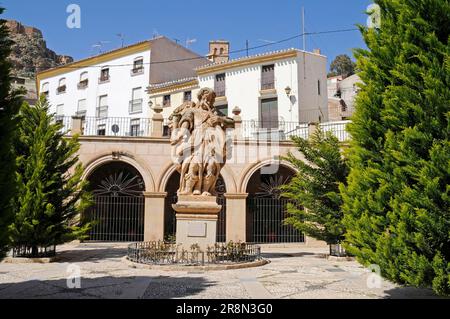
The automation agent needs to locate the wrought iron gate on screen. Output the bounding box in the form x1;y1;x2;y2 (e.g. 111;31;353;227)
247;198;304;243
85;195;145;242
167;196;226;243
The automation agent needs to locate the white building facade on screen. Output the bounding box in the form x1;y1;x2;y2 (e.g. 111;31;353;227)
148;48;329;141
197;49;328;125
37;37;209;137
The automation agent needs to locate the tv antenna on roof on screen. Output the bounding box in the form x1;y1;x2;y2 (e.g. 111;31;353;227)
186;38;197;48
92;41;110;55
258;39;276;44
116;33;125;48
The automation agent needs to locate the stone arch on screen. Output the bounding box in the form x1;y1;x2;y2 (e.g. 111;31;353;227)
157;162;238;194
82;153;156;193
239;159;298;193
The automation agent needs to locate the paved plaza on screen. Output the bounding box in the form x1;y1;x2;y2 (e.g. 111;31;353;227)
0;243;438;299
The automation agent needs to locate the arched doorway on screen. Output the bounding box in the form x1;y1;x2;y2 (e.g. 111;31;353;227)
85;162;146;242
164;171;227;242
246;165;305;243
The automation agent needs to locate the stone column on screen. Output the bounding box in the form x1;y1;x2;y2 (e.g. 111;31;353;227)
225;193;248;242
232;107;242;140
143;192;167;242
151;104;164;138
71;115;83;136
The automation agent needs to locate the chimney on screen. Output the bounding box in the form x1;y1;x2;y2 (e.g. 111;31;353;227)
313;48;321;55
208;40;230;63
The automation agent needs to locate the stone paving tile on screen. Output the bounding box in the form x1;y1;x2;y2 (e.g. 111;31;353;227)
0;243;440;299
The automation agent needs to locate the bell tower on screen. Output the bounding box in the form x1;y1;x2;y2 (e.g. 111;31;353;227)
208;40;230;64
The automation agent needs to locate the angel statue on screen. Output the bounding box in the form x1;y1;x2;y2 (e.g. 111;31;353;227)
168;88;234;196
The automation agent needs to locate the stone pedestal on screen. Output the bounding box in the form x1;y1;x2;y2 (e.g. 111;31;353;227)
172;195;222;251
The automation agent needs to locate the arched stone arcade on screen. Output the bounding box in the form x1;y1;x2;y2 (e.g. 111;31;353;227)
79;152;307;244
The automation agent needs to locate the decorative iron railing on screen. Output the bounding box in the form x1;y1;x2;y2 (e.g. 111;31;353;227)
240;120;350;142
55;116;72;135
81;117;151;137
57;115;351;141
241;120;309;141
127;241;262;266
320;121;351;142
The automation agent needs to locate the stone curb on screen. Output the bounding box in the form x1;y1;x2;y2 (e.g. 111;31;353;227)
122;256;270;271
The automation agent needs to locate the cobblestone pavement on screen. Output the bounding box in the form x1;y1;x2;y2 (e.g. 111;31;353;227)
0;243;438;299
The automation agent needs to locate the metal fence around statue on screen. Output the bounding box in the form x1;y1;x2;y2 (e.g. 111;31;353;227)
127;241;262;266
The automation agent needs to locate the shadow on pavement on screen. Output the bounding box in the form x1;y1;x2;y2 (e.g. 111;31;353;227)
0;275;214;299
261;252;320;259
383;286;442;299
56;247;129;263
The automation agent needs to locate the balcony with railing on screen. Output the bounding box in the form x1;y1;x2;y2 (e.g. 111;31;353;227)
131;66;144;76
98;74;110;84
56;85;66;94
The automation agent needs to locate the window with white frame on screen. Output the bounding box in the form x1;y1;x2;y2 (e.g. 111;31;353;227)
97;95;108;118
77;99;87;117
163;94;171;107
132;57;144;75
57;78;66;94
184;91;192;102
78;72;89;89
55;104;64;123
41;82;49;96
129;88;143;114
214;73;226;97
100;68;110;82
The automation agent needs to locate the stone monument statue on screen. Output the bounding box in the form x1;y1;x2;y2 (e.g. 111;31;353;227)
169;87;234;196
168;88;234;249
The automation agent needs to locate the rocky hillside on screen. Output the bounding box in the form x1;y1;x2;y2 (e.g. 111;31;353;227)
6;20;73;77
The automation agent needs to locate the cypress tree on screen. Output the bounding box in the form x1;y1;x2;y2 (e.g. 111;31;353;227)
341;0;449;295
0;7;22;258
281;129;349;245
10;98;91;257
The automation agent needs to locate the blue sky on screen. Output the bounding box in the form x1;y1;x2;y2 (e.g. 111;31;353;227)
1;0;372;70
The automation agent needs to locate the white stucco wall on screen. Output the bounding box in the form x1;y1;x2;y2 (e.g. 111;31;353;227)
339;74;362;111
297;52;329;122
40;49;152;119
198;50;328;124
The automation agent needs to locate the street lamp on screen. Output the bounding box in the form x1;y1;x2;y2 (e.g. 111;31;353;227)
285;86;292;97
